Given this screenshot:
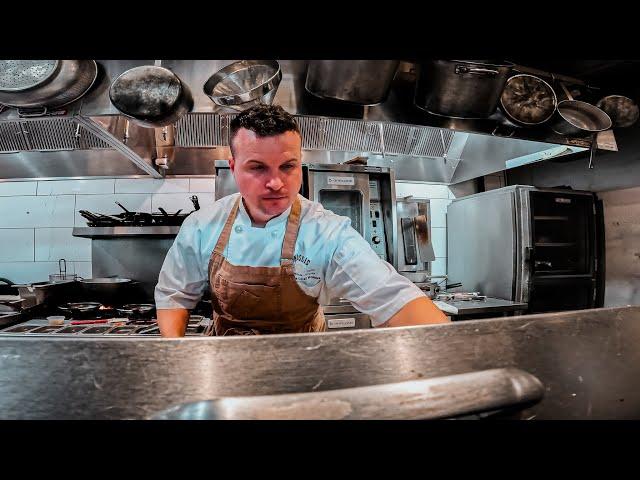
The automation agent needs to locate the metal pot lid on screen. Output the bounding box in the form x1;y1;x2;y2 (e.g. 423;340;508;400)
500;74;557;125
0;60;59;92
109;66;183;119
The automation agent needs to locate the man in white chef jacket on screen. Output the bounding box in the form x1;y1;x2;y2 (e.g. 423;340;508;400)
155;104;449;337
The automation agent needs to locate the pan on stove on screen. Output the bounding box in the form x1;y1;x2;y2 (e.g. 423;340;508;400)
58;302;102;317
117;303;156;319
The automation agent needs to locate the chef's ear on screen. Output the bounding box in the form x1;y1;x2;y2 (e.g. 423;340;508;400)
229;156;235;173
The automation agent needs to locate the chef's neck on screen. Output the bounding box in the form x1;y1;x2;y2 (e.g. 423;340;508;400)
242;198;277;228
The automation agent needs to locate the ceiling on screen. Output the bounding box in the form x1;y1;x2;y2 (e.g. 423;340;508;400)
511;60;640;94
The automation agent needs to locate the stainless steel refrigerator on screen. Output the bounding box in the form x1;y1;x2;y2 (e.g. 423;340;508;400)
447;185;604;313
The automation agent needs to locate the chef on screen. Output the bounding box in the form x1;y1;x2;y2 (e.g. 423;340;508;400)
155;104;449;337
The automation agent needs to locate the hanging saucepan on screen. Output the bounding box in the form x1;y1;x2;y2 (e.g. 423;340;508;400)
0;60;98;117
109;64;194;128
414;60;514;119
596;95;639;128
549;83;612;137
550;83;612;169
499;74;557;127
304;60;399;105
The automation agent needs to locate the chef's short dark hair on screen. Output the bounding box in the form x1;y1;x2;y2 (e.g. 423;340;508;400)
229;104;300;155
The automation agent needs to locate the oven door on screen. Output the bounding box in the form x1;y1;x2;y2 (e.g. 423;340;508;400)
307;169;371;237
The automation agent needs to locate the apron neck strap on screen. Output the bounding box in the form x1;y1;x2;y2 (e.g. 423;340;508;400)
213;196;241;255
281;196;302;266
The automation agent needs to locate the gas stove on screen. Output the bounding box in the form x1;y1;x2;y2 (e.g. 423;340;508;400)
1;315;208;336
0;293;212;337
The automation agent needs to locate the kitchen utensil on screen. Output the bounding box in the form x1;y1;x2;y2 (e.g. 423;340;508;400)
203;60;282;111
70;319;108;325
47;316;65;326
109;63;194;128
116;303;155;319
0;277;18;295
190;195;200;211
305;60;399;105
596;95;639;128
150;367;544;420
49;258;78;283
499;73;557;126
58;302;102;317
550;83;612;169
550;83;612;137
414;60;514;119
0;60;98;115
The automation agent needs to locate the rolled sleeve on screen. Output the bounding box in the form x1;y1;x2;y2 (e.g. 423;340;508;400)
154;216;207;310
324;222;426;326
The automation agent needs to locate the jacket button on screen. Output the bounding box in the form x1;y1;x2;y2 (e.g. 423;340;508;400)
271;230;278;238
235;225;243;233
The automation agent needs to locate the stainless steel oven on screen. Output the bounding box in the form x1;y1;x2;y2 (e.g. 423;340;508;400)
305;164;397;329
447;185;604;313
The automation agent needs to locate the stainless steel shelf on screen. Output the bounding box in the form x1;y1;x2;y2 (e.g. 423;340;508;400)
72;226;181;238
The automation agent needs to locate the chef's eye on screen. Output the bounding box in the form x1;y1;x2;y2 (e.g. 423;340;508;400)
281;163;295;170
251;165;265;171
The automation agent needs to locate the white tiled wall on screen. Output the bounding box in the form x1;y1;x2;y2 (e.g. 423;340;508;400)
0;178;215;284
395;181;454;277
0;177;452;283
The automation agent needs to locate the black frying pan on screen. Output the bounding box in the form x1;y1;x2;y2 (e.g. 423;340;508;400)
109;64;193;129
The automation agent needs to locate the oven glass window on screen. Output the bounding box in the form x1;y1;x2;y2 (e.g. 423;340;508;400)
319;190;363;236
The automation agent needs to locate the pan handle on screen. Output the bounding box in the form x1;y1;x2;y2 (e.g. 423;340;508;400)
150;367;544;420
455;65;499;77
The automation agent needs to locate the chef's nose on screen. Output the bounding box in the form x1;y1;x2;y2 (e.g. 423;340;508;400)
266;175;284;191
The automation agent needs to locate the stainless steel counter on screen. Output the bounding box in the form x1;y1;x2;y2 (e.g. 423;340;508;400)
1;306;639;420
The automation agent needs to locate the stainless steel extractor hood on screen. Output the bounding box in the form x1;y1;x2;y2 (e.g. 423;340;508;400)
0;60;588;183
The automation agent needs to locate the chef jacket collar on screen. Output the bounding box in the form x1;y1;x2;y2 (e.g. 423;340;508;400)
237;195;293;229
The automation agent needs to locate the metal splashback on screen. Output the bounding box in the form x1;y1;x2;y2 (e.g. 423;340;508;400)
0;60;586;182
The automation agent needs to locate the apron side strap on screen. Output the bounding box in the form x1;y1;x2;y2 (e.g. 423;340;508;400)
280;197;302;263
213;196;242;256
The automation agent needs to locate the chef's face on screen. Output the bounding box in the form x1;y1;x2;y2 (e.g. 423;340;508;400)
229;128;303;226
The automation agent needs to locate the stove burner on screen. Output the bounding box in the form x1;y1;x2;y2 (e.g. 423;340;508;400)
29;325;65;334
107;326;141;335
57;326;89;334
3;324;39;333
81;326;112;334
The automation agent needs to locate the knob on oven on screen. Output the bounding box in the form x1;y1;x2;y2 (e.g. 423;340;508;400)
372;236;381;244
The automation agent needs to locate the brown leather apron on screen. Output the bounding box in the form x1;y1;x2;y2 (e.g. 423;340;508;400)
205;196;326;336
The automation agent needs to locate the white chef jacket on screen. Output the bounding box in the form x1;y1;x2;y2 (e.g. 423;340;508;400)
154;193;426;326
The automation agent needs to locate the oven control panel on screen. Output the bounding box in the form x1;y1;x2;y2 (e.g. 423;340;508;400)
369;200;387;261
